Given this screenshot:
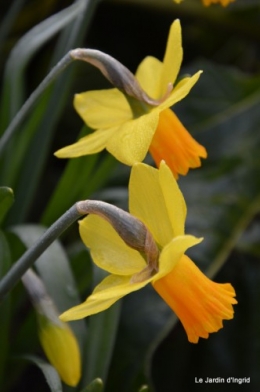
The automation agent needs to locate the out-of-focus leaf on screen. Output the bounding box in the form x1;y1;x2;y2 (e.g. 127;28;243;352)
41;126;98;225
139;385;149;392
80;378;103;392
175;61;260;275
0;0;26;53
146;60;260;390
105;285;173;392
0;89;51;187
1;0;101;225
0;0;90;125
0;186;14;224
66;241;93;296
22;355;63;392
42;151;117;226
0;230;12;386
236;220;260;257
81;268;121;387
9;224;87;352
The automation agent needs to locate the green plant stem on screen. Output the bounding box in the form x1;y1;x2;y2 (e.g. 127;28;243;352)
0;52;74;155
0;204;83;300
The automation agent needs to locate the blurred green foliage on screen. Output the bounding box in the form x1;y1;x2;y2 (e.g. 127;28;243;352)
0;0;260;391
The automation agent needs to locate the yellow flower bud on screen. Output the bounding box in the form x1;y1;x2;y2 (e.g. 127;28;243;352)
22;269;81;386
38;315;81;386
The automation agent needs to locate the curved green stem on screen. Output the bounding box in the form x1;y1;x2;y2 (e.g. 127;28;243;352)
0;203;82;299
0;52;74;155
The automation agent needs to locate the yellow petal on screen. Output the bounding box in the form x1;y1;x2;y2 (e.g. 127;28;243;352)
159;161;186;236
92;273;151;299
38;320;81;386
74;89;132;129
159;20;183;97
135;56;163;100
153;235;203;280
60;274;150;321
158;71;202;112
129;163;174;247
60;295;121;321
54;127;117;158
153;255;237;343
106;110;159;165
79;215;146;275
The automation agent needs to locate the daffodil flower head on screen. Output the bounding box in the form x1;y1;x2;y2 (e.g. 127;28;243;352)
60;162;237;343
55;20;207;179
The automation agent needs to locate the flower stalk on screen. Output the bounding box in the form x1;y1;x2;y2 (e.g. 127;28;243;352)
0;204;81;299
0;199;159;299
70;48;172;105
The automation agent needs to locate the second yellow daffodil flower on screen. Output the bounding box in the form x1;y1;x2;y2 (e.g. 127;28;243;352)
55;20;207;179
60;162;236;343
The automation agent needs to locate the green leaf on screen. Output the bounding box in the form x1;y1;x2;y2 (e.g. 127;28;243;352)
81;268;121;387
80;378;103;392
9;224;87;352
0;0;26;54
42;148;117;226
22;355;63;392
236;220;260;257
105;286;173;392
0;186;14;224
1;0;101;224
138;386;149;392
0;0;91;125
0;230;12;386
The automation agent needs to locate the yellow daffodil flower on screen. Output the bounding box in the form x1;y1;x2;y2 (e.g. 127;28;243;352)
60;162;237;343
55;20;207;179
173;0;235;6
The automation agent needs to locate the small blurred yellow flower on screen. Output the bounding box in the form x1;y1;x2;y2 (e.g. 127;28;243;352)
60;162;236;343
202;0;235;5
38;315;81;386
173;0;235;5
55;20;206;179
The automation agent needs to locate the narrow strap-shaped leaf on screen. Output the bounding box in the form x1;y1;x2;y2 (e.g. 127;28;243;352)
0;0;89;128
22;355;63;392
80;378;103;392
4;0;101;225
0;0;26;52
0;231;12;386
8;224;87;352
80;268;121;386
0;187;14;224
